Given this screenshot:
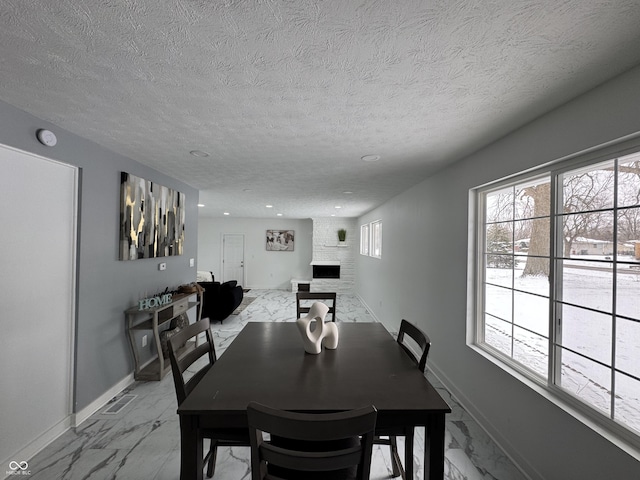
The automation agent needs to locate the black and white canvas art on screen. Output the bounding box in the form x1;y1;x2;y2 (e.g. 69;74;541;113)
119;172;185;260
266;230;294;251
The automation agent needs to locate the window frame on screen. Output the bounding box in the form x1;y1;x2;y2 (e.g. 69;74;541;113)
470;137;640;454
360;220;382;259
370;220;382;259
360;223;370;256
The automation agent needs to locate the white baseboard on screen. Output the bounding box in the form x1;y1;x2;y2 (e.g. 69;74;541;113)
428;362;542;480
355;294;381;323
2;373;135;479
72;373;135;427
2;416;71;480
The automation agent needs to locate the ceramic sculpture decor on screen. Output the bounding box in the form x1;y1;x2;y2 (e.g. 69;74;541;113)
296;301;339;354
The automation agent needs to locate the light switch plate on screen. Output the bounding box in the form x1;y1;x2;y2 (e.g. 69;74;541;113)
189;258;195;267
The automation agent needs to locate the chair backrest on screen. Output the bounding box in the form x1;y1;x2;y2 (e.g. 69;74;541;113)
296;292;337;322
247;402;377;480
167;317;216;405
397;319;431;373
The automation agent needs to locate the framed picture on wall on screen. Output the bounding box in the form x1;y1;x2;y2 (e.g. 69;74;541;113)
119;172;185;260
266;230;294;251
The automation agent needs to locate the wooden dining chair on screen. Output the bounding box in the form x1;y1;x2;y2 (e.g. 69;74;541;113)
296;291;337;322
247;402;377;480
375;319;431;479
167;318;249;478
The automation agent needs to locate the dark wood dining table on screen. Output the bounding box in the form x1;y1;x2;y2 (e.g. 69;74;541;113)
177;321;451;479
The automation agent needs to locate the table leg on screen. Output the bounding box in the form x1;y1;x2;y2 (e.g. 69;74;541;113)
405;428;415;480
424;413;446;480
180;415;203;480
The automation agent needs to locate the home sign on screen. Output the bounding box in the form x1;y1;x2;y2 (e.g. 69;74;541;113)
138;293;173;311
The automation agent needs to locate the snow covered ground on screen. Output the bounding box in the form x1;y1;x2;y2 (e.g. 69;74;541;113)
484;256;640;434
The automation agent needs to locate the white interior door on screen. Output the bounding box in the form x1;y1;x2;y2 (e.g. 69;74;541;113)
222;234;245;284
0;145;77;467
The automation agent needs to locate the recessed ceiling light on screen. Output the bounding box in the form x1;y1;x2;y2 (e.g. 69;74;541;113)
361;154;381;162
197;204;205;207
223;212;230;216
335;206;342;209
266;205;273;208
190;150;210;157
343;191;353;195
276;213;283;217
331;214;336;217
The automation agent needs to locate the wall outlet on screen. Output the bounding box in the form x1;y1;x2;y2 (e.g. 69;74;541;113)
141;335;148;347
158;262;167;271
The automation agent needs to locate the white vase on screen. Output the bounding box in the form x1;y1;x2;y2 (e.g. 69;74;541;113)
296;301;339;354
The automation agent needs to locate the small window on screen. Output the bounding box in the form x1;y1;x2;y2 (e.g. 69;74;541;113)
371;220;382;259
360;220;382;258
360;224;370;255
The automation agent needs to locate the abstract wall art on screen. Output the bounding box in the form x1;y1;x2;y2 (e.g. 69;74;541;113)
119;172;185;260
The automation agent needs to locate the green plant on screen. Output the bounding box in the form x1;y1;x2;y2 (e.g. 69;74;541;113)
337;228;347;242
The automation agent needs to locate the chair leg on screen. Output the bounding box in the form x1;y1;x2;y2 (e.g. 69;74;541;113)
389;436;404;478
205;440;217;478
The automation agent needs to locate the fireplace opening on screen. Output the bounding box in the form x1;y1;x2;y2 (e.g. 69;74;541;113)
313;265;340;279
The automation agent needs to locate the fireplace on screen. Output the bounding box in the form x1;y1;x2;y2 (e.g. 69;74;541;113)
312;264;340;279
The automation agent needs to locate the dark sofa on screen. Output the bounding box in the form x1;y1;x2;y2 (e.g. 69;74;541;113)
197;273;244;323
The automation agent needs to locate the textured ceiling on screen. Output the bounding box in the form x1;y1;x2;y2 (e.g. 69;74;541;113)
2;1;640;218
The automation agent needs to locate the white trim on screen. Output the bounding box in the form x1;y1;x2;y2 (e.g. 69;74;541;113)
428;360;540;480
468;136;640;459
1;416;72;480
355;293;381;324
221;233;246;285
67;167;79;426
72;373;135;427
370;219;382;259
1;373;134;478
0;144;78;478
468;343;640;463
360;223;370;256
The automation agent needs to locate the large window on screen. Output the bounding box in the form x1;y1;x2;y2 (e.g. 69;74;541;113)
475;148;640;443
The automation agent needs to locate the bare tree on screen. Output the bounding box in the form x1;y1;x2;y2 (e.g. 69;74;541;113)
618;208;640;242
486;188;514;223
521;182;550;276
562;171;614;255
490;160;639;276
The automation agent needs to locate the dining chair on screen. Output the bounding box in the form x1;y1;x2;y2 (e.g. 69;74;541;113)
375;319;431;479
296;291;337;322
247;401;377;480
167;317;249;478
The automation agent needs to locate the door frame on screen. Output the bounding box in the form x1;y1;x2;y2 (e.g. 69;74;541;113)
0;143;78;465
221;233;245;285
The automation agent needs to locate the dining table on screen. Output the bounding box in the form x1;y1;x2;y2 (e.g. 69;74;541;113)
177;321;451;479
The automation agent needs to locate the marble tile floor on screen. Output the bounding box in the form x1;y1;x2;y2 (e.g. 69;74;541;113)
26;289;528;480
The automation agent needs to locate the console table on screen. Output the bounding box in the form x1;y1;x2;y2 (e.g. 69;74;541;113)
125;291;202;381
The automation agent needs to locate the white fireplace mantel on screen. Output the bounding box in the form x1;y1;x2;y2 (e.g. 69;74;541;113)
310;260;340;266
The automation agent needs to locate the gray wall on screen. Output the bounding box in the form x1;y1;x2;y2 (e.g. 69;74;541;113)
356;65;640;479
198;217;312;289
0;100;199;412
